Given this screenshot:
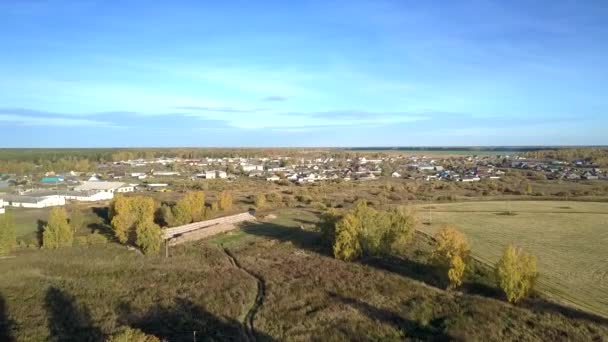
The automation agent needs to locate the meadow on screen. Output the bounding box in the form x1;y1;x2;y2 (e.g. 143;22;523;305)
1;208;607;341
416;201;608;318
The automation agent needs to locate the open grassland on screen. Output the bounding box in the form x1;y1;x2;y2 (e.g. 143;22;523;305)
416;201;608;318
1;208;607;341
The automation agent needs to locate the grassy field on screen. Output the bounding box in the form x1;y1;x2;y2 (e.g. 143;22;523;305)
6;204;107;246
416;200;608;318
1;208;607;341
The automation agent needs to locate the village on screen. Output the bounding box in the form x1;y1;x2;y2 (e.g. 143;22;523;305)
0;151;605;211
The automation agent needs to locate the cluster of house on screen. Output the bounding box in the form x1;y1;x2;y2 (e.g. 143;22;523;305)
510;158;605;180
0;181;134;209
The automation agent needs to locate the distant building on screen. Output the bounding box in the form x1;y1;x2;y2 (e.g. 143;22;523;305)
205;170;216;179
152;171;180;176
1;194;65;208
41;176;63;183
0;198;5;214
266;175;280;182
391;171;402;178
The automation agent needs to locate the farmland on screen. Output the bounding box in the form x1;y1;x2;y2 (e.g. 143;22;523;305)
416;201;608;318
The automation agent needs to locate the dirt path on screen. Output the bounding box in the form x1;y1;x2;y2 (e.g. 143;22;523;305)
222;246;266;342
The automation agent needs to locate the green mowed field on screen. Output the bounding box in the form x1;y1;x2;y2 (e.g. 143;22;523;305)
6;204;106;244
416;200;608;318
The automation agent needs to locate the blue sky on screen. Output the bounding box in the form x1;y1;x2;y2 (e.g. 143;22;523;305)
0;0;607;147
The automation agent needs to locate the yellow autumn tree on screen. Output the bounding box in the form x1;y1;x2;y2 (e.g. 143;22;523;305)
172;191;206;225
433;225;470;289
496;245;538;303
43;207;74;249
333;213;362;261
254;193;267;209
0;211;16;255
218;191;233;211
110;196;162;254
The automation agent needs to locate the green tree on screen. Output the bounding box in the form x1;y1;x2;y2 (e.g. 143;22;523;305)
0;211;16;255
318;208;341;247
43;207;73;249
107;326;160;342
496;245;538;303
432;225;470;289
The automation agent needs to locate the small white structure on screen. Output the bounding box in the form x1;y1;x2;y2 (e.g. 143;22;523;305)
152;171;180;176
205;171;216;179
391;172;402;178
266;175;280;182
217;171;228;179
88;174;101;181
0;198;5;214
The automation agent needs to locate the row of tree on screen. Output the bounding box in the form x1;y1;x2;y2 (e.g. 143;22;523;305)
319;203;538;304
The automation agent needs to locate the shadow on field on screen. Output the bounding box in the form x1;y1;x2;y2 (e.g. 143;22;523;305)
86;222;115;241
522;296;608;327
0;294;15;342
361;255;445;290
44;287;103;342
118;297;275;341
241;221;328;255
328;292;451;340
36;219;46;247
91;207;109;224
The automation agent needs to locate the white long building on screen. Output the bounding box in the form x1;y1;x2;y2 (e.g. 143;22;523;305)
1;194;66;208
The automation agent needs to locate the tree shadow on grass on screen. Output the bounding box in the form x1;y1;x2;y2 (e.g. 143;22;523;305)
86;222;116;241
44;287;103;342
0;294;15;342
241;219;608;328
37;219;46;247
118;297;275;341
240;221;328;255
521;295;608;327
327;291;452;341
91;207;109;224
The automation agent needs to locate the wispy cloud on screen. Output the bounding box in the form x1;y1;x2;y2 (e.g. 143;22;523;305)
262;95;287;102
0;112;116;127
173;106;267;113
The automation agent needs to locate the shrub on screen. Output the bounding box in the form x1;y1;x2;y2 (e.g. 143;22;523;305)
87;232;108;245
432;225;470;289
43;207;74;249
496;245;538;303
254;193;267;208
75;236;89;246
107;326;160;342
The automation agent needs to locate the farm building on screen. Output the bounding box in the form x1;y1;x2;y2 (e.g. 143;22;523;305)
74;181;134;200
0;198;4;214
0;194;65;208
